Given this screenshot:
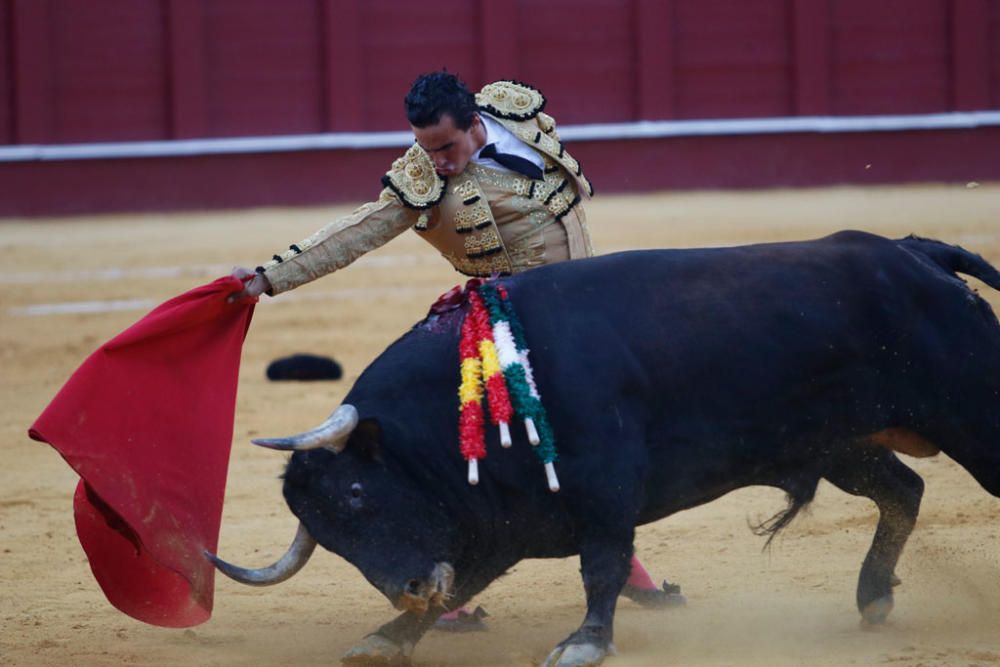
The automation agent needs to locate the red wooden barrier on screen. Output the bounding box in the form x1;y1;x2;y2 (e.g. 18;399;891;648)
0;0;997;215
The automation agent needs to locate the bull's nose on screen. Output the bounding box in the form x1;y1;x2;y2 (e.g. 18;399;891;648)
389;563;454;614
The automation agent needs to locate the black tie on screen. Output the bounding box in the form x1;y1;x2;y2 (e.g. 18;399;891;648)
480;143;544;180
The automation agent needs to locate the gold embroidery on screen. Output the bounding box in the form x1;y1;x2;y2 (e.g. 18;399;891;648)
464;227;504;257
477;81;545;120
454;204;492;233
443;251;514;277
511;178;534;198
498;120;590;194
453;179;478;199
463;162;581;222
466;163;536;198
537;111;559;139
449;174;491;232
516;125;558;153
384;144;446;209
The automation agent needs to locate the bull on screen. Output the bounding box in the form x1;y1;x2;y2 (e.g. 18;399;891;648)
210;231;1000;667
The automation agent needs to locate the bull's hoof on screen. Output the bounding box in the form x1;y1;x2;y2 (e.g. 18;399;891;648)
542;642;614;667
860;595;894;625
341;633;412;666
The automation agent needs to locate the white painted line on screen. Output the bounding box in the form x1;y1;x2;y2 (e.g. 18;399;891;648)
558;111;1000;141
3;112;999;162
0;130;415;162
6;254;438;285
12;298;159;316
8;285;444;317
6;264;232;285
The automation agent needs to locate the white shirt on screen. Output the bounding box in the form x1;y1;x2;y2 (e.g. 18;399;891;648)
471;113;545;176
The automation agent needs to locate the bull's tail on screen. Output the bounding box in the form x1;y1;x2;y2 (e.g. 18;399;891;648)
749;476;818;550
898;235;1000;292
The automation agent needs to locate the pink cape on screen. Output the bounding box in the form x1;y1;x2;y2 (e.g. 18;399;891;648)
29;276;255;628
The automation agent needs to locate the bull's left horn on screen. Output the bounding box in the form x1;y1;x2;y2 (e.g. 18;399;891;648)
252;404;358;453
206;522;317;586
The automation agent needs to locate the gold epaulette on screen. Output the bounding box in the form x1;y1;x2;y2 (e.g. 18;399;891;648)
536;111;558;138
381;144;447;210
476;80;546;121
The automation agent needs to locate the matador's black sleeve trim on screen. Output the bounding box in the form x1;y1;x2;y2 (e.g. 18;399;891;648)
569;157;594;196
463;195;480;206
554;194;582;221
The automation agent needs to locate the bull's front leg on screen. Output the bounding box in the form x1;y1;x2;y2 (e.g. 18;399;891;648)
341;609;441;666
543;531;633;667
341;575;492;666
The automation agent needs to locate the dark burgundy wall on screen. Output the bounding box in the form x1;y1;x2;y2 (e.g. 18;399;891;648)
2;126;996;217
201;0;325;136
0;0;997;216
0;2;11;144
991;1;1000;106
5;0;998;142
830;0;949;115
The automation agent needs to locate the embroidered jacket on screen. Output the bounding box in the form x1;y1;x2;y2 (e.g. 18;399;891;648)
260;81;594;295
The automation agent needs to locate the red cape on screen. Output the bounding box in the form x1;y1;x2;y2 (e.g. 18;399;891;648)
29;276;255;628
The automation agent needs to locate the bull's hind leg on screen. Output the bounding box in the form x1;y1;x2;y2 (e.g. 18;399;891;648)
824;447;924;624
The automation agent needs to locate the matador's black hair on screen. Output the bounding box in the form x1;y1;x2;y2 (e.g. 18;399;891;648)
405;71;478;130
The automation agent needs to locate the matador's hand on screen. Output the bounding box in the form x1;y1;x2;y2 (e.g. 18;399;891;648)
227;266;271;303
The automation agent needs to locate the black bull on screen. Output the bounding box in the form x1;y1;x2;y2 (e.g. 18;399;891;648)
211;231;1000;667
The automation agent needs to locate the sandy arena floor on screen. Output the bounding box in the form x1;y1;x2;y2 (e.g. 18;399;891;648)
3;183;1000;666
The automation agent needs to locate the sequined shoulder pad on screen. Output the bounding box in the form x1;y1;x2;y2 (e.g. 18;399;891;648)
381;144;447;210
476;80;546;121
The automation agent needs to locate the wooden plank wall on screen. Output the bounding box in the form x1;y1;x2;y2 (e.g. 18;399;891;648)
2;0;997;145
0;0;997;215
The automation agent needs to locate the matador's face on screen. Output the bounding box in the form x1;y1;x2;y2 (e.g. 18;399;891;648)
411;113;486;177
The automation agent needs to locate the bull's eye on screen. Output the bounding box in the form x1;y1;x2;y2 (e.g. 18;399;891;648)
350;482;363;498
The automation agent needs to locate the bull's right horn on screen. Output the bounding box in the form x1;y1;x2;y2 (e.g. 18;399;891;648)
252;404;358;453
206;522;317;586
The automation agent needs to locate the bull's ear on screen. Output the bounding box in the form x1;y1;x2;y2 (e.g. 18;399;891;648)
350;418;383;462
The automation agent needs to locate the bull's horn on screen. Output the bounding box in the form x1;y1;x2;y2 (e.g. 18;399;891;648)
252;404;358;453
206;523;317;586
